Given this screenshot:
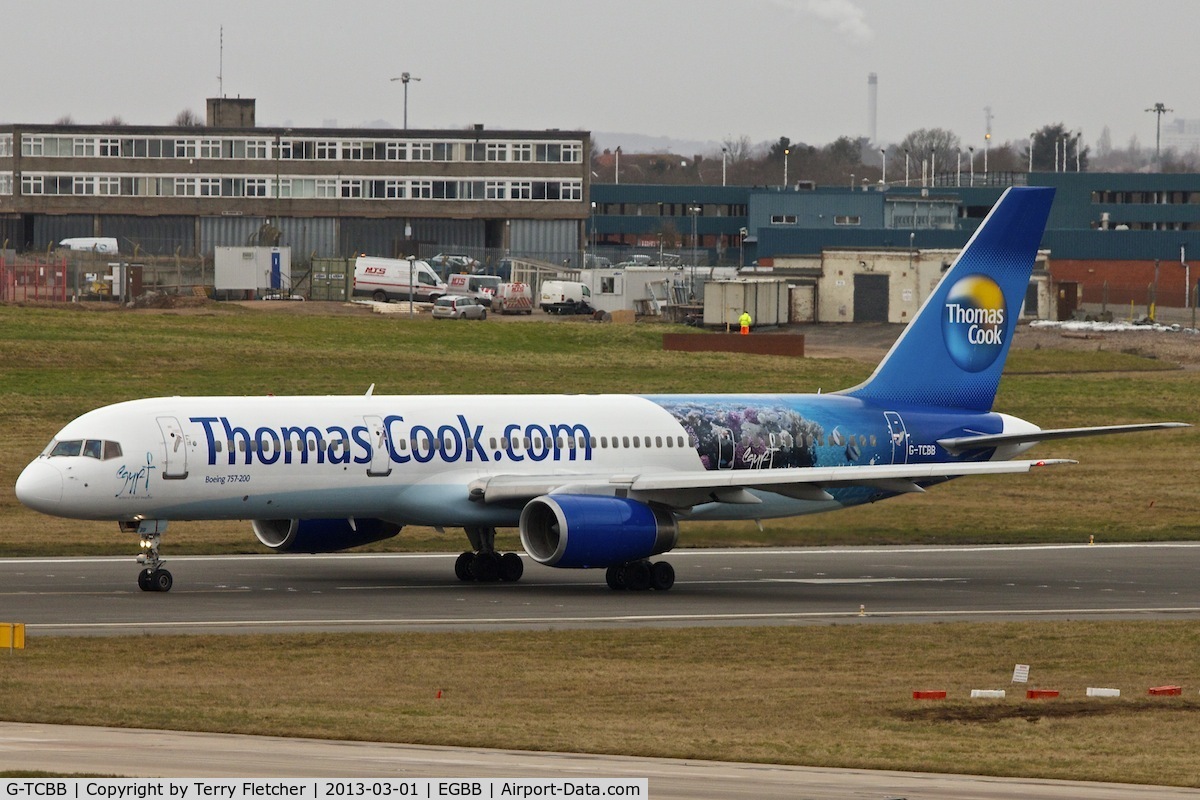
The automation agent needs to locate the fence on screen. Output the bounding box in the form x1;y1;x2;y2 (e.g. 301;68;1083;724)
0;256;68;302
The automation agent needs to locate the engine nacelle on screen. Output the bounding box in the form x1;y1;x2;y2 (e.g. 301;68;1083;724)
251;518;402;553
519;494;678;568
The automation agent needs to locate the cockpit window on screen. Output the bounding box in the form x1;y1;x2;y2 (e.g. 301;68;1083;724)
46;439;123;460
49;440;83;457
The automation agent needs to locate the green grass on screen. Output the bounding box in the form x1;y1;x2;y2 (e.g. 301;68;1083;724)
2;622;1199;786
0;302;1196;555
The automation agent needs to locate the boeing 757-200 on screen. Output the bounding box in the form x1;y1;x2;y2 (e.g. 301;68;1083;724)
15;187;1188;592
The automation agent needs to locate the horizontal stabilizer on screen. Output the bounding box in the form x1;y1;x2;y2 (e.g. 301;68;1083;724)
937;422;1190;455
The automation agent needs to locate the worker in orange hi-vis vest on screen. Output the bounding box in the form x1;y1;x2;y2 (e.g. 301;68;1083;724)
738;310;752;335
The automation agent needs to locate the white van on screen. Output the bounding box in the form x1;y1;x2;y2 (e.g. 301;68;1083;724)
59;237;119;254
539;280;593;315
493;282;533;315
445;273;502;307
353;256;446;303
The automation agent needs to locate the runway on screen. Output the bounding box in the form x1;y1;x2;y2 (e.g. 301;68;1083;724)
3;542;1199;636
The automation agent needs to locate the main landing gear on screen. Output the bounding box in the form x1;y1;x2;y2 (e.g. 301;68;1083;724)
125;522;173;592
456;526;524;583
606;559;675;591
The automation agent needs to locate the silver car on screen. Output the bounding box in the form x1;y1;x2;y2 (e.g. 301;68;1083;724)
431;295;488;320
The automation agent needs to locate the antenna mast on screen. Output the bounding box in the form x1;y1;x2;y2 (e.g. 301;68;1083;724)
218;25;224;97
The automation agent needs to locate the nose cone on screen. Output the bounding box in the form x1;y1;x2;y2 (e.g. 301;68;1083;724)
15;460;63;513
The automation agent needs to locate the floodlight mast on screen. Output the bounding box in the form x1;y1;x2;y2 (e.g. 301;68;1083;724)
390;72;422;130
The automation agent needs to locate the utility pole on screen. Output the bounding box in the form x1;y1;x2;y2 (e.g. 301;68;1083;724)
1145;102;1172;167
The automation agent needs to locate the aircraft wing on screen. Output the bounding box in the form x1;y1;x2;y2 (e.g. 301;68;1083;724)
467;459;1074;510
937;422;1190;455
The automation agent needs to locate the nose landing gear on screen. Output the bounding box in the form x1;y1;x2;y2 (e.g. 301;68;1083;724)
123;520;173;592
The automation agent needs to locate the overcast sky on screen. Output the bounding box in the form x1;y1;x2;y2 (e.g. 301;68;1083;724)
4;0;1194;153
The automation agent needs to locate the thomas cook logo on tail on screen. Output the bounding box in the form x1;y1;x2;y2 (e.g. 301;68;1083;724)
941;274;1007;372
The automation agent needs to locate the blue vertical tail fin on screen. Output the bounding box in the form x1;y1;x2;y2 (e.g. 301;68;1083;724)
843;186;1055;411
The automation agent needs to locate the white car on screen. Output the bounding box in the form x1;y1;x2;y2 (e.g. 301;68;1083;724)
431;295;488;320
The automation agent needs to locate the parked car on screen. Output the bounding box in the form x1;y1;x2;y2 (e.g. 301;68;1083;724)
445;273;502;307
539;280;593;314
493;281;533;314
431;295;488;320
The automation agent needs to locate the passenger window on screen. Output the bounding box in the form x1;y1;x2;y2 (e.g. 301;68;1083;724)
644;436;651;448
655;436;662;448
103;440;123;460
870;435;877;447
489;437;497;450
523;437;531;449
633;437;640;448
666;437;673;448
622;436;630;448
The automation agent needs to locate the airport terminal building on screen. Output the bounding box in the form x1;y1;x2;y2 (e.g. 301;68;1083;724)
0;99;590;264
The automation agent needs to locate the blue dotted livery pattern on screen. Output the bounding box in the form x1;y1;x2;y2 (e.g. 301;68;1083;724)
843;187;1055;412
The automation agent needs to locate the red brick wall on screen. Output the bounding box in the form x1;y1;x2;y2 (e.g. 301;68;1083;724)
1051;260;1191;307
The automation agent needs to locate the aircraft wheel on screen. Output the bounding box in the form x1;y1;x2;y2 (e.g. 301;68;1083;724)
499;552;524;582
137;568;155;592
650;561;676;591
151;569;173;593
605;564;627;590
471;551;500;582
625;560;652;591
454;552;474;581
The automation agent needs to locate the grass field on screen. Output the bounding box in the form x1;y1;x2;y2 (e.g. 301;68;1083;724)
1;302;1198;785
1;622;1199;786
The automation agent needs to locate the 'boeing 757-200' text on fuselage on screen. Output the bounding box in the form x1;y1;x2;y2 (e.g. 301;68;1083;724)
15;188;1189;592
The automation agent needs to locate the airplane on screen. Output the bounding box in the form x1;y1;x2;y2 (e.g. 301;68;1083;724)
14;186;1188;593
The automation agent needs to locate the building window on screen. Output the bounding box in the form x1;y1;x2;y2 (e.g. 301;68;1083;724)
246;139;269;159
73;138;96;157
770;214;797;224
73;176;94;195
411;142;433;161
486;143;507;162
315;178;338;198
175;140;197;158
411;180;432;198
199;177;221;196
175;177;197;196
562;143;582;163
384;179;405;199
245;178;268;197
0;136;11;157
511;181;531;199
343;141;365;160
535;144;561;162
432;142;454;161
340;179;363;198
561;181;582;201
486;181;506;199
99;138;121;157
96;176;119;195
316;141;338;160
0;173;12;195
464;143;487;161
21;175;43;194
199;139;221;158
511;143;532;162
834;215;861;225
385;142;407;160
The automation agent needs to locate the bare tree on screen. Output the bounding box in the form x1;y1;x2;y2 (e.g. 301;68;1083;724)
173;109;203;127
53;115;75;125
101;116;127;126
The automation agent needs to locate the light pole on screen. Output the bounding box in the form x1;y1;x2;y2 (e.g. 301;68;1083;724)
721;146;728;187
880;148;886;185
389;72;421;130
783;148;789;187
1145;103;1173;166
615;146;620;185
1028;132;1035;172
984;132;990;173
968;146;975;186
689;205;700;298
904;149;910;186
1075;130;1082;172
